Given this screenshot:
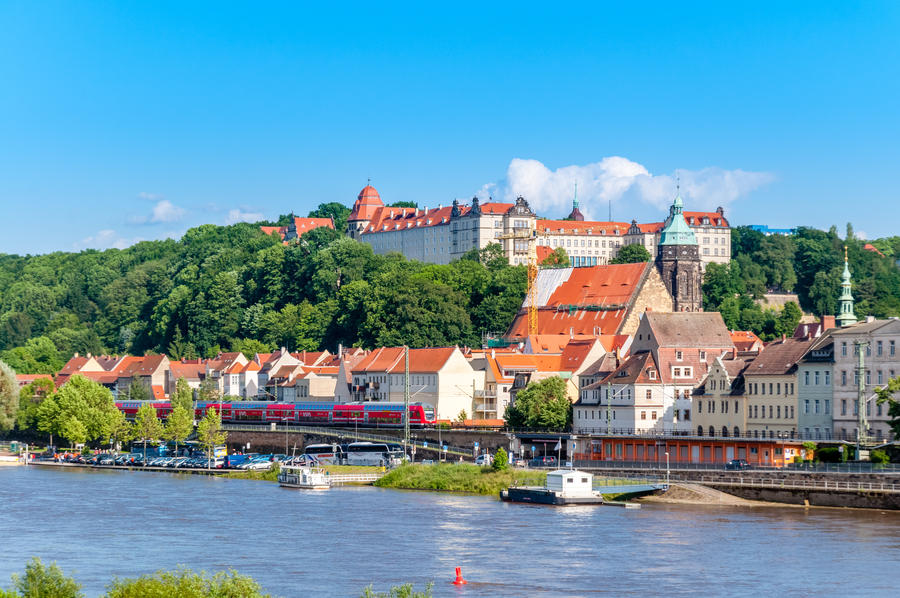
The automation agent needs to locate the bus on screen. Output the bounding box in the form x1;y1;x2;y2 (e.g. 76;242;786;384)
302;443;346;465
346;442;402;467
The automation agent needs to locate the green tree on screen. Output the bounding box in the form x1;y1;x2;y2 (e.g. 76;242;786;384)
539;247;569;268
197;378;221;403
134;403;164;461
504;377;571;431
125;376;150;402
875;377;900;440
197;407;227;469
308;202;352;234
610;244;652;264
492;447;509;471
165;403;194;458
15;377;54;432
775;302;803;337
0;359;18;433
171;377;194;413
36;375;119;447
3;557;83;598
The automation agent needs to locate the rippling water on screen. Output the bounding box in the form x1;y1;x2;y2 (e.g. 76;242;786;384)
2;466;899;597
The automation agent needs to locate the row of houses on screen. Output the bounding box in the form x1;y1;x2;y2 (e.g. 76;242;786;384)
572;312;900;443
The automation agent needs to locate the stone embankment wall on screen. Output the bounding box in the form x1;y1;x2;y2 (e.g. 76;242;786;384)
225;428;511;456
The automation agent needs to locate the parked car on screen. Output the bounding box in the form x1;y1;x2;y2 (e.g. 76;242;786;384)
528;456;558;468
725;459;752;471
474;454;493;466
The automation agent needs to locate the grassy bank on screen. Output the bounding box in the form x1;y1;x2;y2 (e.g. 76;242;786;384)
225;464;383;482
374;463;546;496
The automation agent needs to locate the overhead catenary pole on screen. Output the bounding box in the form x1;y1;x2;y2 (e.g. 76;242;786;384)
855;340;869;458
404;345;410;461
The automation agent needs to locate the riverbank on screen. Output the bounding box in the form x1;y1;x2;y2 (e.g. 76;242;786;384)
374;463;546;496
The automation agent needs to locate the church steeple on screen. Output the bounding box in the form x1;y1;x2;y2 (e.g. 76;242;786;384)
567;182;584;221
836;246;857;327
655;191;702;312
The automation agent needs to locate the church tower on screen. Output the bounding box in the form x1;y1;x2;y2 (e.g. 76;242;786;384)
836;246;858;327
656;194;703;312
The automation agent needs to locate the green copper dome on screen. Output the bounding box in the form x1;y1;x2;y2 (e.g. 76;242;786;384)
658;195;698;246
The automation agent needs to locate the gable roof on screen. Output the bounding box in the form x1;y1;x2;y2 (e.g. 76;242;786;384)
746;337;814;376
351;347;457;374
644;312;734;349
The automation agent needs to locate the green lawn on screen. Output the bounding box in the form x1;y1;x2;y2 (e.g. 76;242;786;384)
374;463;546;496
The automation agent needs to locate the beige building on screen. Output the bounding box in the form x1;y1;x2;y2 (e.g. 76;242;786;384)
350;346;483;420
831;318;900;442
744;337;814;439
348;185;730;268
692;355;753;438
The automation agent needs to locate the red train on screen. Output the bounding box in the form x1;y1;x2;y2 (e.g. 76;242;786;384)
115;400;436;428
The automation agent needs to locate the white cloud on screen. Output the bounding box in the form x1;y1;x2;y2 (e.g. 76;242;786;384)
75;229;143;251
226;209;265;225
149;199;186;223
478;157;774;219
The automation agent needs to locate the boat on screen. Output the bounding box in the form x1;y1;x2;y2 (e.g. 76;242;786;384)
500;469;605;506
277;465;331;490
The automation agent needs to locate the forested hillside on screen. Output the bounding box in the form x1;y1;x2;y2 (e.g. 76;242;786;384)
703;225;900;338
0;217;526;374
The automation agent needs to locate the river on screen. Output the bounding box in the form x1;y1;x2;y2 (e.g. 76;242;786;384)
1;466;898;597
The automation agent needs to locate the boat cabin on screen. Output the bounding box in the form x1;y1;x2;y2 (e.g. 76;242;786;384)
546;469;593;497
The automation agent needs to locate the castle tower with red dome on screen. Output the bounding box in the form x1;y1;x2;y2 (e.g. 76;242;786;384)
347;183;384;240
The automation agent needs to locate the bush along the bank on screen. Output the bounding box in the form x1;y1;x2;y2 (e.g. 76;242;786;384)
374;463;545;496
0;559;270;598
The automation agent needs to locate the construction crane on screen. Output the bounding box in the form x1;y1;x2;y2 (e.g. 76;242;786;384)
496;228;549;336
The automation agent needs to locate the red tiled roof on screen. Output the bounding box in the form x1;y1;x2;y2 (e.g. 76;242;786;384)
730;330;763;351
349;185;384;221
536;220;630;235
351;347;457;374
546;263;649;307
683;211;729;228
507;307;629;338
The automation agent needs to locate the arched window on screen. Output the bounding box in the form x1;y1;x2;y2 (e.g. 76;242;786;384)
697;425;704;436
734;427;740;438
721;426;729;438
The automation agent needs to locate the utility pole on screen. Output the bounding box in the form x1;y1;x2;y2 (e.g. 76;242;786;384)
606;382;612;435
855;340;869;458
404;345;410;462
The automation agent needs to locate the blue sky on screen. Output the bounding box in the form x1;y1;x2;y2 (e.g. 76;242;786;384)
1;2;898;254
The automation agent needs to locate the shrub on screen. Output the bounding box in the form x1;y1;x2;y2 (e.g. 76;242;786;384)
3;557;83;598
870;449;890;464
816;447;841;463
361;582;433;598
492;448;509;471
104;567;269;598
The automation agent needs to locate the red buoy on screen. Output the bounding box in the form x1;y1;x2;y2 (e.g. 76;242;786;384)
452;566;468;585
